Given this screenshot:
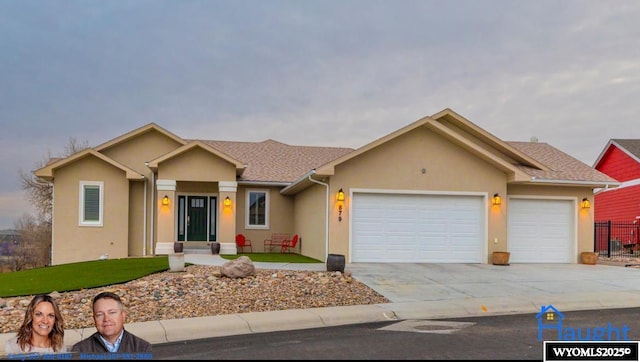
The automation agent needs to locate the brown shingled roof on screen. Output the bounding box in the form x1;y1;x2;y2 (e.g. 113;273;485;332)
507;141;617;183
183;137;613;186
194;139;354;183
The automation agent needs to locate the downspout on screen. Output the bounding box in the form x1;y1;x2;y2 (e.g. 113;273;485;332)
49;181;55;266
146;162;155;255
142;175;147;256
307;170;329;262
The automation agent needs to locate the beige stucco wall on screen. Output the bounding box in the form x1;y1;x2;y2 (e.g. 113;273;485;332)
158;148;236;182
101;131;183;175
51;156;130;265
234;186;295;252
293;183;327;261
323;127;509;263
101;129;184;257
128;181;146;256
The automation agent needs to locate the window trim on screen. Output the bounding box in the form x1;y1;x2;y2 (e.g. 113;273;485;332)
245;189;269;229
79;181;104;227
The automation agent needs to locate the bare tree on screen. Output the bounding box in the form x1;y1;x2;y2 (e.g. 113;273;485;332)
18;137;89;224
8;137;90;269
3;214;50;271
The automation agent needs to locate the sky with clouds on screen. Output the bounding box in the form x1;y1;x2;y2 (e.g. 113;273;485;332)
1;0;639;229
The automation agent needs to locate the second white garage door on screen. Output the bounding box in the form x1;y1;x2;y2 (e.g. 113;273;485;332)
507;198;575;263
351;192;484;263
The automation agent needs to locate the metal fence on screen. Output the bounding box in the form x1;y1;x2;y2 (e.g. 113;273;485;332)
594;220;640;258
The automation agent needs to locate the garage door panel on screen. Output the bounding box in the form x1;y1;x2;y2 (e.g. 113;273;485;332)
352;193;484;263
508;199;574;263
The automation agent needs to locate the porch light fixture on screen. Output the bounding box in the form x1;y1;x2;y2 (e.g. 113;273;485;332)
162;195;170;206
337;188;345;222
492;193;501;206
581;197;590;209
224;196;232;207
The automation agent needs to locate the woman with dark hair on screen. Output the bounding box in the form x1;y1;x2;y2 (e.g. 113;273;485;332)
4;294;67;354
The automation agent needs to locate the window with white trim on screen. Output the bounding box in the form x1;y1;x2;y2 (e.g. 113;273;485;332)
246;189;269;229
79;181;103;226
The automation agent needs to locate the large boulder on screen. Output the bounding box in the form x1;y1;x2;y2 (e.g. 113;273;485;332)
220;256;255;278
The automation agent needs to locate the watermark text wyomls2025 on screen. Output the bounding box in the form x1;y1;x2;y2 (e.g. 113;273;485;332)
538;305;636;361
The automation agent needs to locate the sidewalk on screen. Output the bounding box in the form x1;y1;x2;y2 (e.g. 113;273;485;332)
3;255;640;352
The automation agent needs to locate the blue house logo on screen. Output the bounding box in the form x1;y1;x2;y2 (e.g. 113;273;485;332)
536;305;630;341
536;305;565;341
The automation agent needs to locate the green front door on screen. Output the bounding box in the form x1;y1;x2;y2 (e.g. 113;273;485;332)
187;196;208;241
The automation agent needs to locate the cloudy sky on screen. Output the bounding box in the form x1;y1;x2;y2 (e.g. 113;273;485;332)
1;0;639;229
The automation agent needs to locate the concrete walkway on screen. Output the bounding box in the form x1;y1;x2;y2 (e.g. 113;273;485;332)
3;254;640;353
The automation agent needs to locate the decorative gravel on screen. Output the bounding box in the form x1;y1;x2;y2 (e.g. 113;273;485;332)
0;265;390;334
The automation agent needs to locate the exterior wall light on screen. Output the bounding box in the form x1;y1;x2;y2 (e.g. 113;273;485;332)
581;197;590;209
492;193;502;206
337;188;345;222
162;195;170;206
224;196;232;207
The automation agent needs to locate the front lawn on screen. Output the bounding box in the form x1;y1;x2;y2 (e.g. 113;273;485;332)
220;253;322;263
0;256;169;297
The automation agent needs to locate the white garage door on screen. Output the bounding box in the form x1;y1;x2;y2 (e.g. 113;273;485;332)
351;193;484;263
507;198;575;263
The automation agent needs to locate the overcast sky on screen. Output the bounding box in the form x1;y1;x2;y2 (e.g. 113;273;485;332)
1;0;639;230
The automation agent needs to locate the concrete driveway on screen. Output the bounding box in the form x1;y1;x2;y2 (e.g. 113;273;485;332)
348;261;640;303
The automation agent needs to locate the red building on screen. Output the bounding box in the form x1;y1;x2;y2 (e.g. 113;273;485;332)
593;139;640;222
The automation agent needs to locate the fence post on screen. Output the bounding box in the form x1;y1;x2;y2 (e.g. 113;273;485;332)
607;220;612;257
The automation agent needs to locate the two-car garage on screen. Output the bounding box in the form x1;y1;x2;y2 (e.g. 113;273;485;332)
350;192;576;263
351;192;485;263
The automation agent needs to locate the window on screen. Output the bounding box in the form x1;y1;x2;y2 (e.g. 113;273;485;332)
79;181;103;226
246;189;269;229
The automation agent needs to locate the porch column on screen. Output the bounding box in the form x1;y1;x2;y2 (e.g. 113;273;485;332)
219;181;237;255
155;179;176;255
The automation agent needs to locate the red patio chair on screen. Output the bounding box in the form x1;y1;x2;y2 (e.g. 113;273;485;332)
281;234;299;254
236;234;253;253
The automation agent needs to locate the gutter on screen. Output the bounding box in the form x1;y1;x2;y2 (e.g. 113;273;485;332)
307;169;329;262
145;161;155;256
528;178;621;188
594;179;640;194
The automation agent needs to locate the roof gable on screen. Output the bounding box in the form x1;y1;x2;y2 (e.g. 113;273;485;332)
315;108;544;181
34;149;144;181
594;139;640;169
94;123;186;152
147;141;245;175
292;108;618;192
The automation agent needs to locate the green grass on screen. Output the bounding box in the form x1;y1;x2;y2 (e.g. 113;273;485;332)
0;256;169;298
220;253;322;263
0;253;322;298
